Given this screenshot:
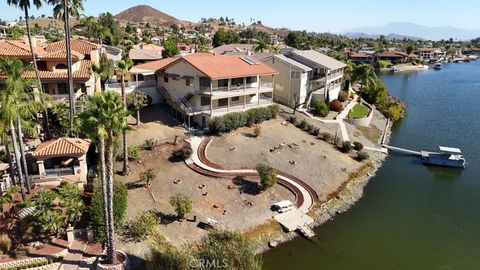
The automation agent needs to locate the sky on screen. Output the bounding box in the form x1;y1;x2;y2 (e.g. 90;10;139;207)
1;0;480;33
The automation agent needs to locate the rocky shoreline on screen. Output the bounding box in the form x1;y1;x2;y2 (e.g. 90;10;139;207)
253;121;392;254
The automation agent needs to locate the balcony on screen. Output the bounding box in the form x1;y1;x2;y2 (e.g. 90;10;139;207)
105;80;156;93
195;82;274;97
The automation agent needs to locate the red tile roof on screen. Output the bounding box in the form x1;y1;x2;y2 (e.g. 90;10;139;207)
376;51;408;58
131;58;176;73
1;60;92;81
45;39;101;55
33;137;91;158
160;53;278;79
351;52;373;58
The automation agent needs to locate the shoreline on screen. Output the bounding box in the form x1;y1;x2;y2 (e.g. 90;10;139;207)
251;117;392;254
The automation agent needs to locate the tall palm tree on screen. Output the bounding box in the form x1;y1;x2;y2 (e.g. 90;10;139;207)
0;58;41;199
117;58;133;176
80;91;129;263
7;0;51;139
48;0;84;131
254;37;269;53
91;54;114;92
351;63;377;96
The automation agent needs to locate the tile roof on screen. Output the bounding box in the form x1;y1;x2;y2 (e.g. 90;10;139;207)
376;51;408;58
129;48;164;61
42;49;84;60
130;58;176;74
45;39;101;55
272;54;312;71
210;44;255;55
0;40;46;58
32;137;91;157
350;52;374;58
288;50;347;70
160;53;278;80
3;60;93;81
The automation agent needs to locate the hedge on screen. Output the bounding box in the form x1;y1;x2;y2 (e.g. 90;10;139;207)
209;105;279;135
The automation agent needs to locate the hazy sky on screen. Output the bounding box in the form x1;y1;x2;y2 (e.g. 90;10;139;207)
2;0;480;32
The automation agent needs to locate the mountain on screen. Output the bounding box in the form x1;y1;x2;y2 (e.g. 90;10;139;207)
342;22;480;41
115;5;184;27
343;32;424;41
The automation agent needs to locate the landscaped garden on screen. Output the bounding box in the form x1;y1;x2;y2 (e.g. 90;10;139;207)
348;104;370;119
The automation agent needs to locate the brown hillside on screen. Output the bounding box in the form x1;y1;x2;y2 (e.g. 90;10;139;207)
115;5;183;27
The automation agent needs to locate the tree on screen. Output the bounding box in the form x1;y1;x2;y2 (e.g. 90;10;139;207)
140;169;156;187
91;53;114;91
118;58;133;176
0;58;42;199
212;27;239;47
256;163;276;190
32;189;57;215
126;92;148;125
0;186;20;218
57;181;84;224
169;193;193;220
79;91;129;263
351;63;377;95
38;210;65;235
254;37;269;53
313;100;329;117
48;0;84;132
162;36;180;58
7;0;51;138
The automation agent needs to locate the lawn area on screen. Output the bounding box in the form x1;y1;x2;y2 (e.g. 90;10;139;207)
348;104;370;119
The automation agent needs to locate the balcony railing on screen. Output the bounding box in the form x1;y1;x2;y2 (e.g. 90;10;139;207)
196;82;273;94
45;167;75;177
105;80;156;92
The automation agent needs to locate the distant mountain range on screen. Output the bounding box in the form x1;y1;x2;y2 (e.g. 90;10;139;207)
343;32;424;41
342;23;480;41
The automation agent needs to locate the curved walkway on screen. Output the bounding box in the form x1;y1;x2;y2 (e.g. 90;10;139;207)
185;136;318;213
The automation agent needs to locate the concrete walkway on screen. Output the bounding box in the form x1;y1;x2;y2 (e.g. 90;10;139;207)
186;136;315;213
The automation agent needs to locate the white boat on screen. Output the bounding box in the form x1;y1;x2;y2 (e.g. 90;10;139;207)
434;63;443;70
467;55;478;60
421;146;466;168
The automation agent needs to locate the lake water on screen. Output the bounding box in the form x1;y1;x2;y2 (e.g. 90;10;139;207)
263;61;480;269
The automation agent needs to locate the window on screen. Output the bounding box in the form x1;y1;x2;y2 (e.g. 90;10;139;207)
218;79;228;87
199;77;211;88
231;96;240;102
231;78;243;86
41;83;49;94
185;78;192;86
57;83;68;94
55;63;68;70
246;76;257;83
218;98;228;107
200;96;211;106
164;75;168;83
291;71;300;79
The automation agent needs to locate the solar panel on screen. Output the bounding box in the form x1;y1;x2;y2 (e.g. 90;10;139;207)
240;56;259;65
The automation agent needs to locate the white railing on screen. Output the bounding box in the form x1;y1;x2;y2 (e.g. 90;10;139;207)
105;80;156;92
196;82;273;94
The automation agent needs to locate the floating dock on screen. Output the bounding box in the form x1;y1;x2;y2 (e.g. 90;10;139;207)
274;209;315;238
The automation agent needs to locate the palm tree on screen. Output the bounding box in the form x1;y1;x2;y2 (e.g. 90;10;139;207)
117;58;133;176
351;63;377;97
48;0;84;131
80;91;129;263
91;54;114;92
7;0;51;138
254;37;269;53
38;210;65;235
0;58;41;199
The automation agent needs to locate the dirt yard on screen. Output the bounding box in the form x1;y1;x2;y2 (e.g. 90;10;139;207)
114;140;293;258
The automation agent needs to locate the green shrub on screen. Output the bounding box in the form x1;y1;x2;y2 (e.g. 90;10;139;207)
267;104;280;119
223;112;247;132
256;163;277;190
356;151;370;161
339;141;353;153
313;100;329;117
329;99;344;112
128;145;141;160
144;139;158;151
338;91;349;102
384;100;406;122
208;117;225;135
305;123;314;132
320;132;332;142
353;141;364;151
130;211;159;240
140;169;157;187
91;181;128;241
169;194;193;220
312;127;320;136
0;149;7;163
0;234;11;254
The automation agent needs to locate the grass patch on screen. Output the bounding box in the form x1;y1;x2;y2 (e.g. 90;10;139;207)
348;104;370;119
356;125;382;143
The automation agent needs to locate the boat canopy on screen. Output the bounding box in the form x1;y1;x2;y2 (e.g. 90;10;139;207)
439;146;462;154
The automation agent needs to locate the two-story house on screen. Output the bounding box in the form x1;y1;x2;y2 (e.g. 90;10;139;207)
262;50;346;108
156;53;278;128
0;37;101;102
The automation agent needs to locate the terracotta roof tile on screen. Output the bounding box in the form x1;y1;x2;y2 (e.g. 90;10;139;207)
130;58;176;73
42;49;84;60
33;137;91;157
160;53;278;80
45;38;101;55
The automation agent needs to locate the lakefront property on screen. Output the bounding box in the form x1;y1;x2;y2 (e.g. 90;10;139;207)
0;2;478;270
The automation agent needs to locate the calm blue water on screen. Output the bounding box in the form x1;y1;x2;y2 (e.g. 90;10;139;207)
263;61;480;269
